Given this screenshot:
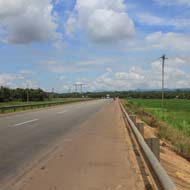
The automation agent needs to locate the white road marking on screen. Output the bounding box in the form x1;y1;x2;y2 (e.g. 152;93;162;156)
58;110;67;114
14;118;39;127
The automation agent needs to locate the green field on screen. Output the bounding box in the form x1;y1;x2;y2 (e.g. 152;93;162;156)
127;99;190;135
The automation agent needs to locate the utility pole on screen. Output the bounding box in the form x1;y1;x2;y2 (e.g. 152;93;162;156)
74;84;78;93
52;88;54;100
27;84;29;103
68;87;71;94
79;84;84;94
160;54;168;109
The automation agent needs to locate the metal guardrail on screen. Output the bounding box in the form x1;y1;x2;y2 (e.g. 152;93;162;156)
120;101;176;190
0;99;92;113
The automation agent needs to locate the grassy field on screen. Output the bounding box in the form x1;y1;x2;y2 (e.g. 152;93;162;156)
127;99;190;135
124;98;190;158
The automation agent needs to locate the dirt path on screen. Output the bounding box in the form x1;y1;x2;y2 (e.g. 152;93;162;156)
11;101;145;190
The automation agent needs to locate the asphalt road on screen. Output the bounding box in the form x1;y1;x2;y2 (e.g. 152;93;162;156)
0;99;111;187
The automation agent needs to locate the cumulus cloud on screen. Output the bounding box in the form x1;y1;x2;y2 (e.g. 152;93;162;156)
0;70;39;88
0;0;59;44
145;32;190;51
79;57;190;91
128;31;190;52
65;0;135;43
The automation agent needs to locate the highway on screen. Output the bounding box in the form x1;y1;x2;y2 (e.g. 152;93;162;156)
0;99;111;188
0;99;147;190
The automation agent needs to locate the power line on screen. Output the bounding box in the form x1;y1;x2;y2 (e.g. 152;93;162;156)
74;83;84;94
52;88;54;100
79;84;84;94
74;84;78;93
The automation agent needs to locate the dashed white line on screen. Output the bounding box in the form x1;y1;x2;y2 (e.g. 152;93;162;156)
14;118;39;127
58;110;67;114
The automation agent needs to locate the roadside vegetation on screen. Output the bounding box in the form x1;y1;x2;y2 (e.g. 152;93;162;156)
0;86;86;103
0;98;89;114
123;99;190;160
0;86;92;113
0;98;81;106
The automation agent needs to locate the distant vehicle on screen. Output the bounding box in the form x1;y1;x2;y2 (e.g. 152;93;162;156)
106;94;110;99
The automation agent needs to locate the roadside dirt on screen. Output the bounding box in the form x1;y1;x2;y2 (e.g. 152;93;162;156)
10;101;146;190
136;117;190;190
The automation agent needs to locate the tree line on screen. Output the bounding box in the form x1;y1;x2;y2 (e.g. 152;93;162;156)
0;86;48;102
1;86;190;102
62;90;190;99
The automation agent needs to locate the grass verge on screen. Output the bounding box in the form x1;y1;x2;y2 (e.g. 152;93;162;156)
122;99;190;160
0;98;82;106
0;98;92;114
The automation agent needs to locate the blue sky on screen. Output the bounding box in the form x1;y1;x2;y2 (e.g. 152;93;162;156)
0;0;190;92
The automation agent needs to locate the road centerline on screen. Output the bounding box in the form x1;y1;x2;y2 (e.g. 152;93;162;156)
14;118;39;127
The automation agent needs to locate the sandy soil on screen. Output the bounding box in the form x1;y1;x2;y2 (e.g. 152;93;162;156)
10;101;146;190
136;117;190;190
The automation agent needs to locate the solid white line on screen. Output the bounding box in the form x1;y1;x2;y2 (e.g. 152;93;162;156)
14;118;39;127
58;110;67;114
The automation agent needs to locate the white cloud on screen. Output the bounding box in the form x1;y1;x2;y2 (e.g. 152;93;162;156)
128;31;190;52
145;32;190;51
1;56;190;91
65;15;78;36
22;80;38;89
65;0;135;43
0;70;40;88
80;57;190;91
0;73;24;86
76;0;126;11
20;70;35;75
87;9;135;43
153;0;190;6
135;12;190;29
136;13;165;26
39;57;120;73
0;0;59;44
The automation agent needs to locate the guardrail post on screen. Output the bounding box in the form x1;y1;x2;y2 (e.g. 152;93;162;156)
130;114;136;125
136;122;144;137
145;138;160;161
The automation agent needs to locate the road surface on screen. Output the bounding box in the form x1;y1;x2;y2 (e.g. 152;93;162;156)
0;99;145;190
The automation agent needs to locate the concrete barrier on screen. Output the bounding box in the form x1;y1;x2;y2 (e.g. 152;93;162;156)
136;122;144;137
130;114;136;125
146;138;160;160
